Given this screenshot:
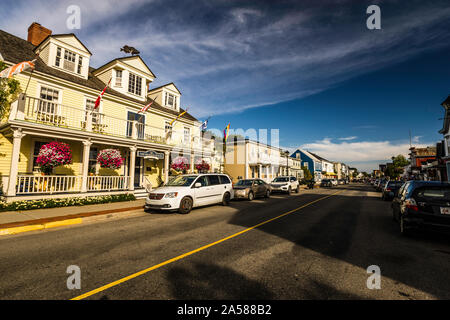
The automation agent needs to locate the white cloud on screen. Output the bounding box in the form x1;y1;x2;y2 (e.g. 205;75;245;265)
338;136;357;141
300;138;433;171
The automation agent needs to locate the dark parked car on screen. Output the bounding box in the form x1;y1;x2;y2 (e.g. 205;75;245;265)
376;179;388;192
381;180;404;201
320;179;333;187
233;179;271;200
391;181;450;235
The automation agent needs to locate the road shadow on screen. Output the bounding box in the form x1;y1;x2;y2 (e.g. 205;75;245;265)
166;262;274;300
226;183;450;299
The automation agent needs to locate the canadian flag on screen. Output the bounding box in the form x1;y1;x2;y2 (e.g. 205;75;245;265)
94;78;111;109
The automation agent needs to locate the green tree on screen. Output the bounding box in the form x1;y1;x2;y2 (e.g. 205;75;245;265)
0;61;21;120
302;166;312;180
385;155;409;179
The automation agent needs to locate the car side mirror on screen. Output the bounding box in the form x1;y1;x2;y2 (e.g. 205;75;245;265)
194;182;202;188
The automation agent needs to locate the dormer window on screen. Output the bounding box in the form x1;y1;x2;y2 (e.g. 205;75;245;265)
165;92;177;109
63;49;76;72
77;56;83;74
128;73;142;96
55;47;62;67
115;70;122;87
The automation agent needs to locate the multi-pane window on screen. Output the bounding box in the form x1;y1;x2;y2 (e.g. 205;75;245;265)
39;87;59;114
32;141;47;171
63;49;76;72
85;98;101;124
77;56;83;74
165;121;172;135
128;73;142;96
55;47;62;67
165;93;177;109
184;127;190;143
89;147;98;174
115;70;122;87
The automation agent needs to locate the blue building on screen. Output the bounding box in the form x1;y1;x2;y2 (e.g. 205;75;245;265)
291;149;323;181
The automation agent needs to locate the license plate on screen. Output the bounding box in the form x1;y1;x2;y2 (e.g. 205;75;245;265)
440;207;450;215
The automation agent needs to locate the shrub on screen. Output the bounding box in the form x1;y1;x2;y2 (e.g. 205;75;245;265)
0;194;136;212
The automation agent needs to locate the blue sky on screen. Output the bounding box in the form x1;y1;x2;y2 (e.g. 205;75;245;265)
1;0;450;171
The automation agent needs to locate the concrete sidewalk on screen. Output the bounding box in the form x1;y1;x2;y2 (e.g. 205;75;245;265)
0;199;146;236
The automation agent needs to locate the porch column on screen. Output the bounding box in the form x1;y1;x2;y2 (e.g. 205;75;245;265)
244;142;249;179
80;140;92;193
6;129;26;197
259;164;262;178
129;146;137;191
164;151;170;183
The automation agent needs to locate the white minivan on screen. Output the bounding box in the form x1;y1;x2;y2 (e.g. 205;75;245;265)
144;173;233;214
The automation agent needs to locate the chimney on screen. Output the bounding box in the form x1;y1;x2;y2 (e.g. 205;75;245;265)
27;22;52;46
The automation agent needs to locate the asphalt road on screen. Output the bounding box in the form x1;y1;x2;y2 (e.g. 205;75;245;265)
1;183;450;300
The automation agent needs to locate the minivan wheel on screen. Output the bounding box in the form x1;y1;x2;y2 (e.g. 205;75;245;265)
248;191;254;201
296;185;300;193
178;197;193;214
222;192;231;206
287;187;291;195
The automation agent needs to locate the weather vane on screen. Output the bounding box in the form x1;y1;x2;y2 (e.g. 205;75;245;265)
120;45;140;56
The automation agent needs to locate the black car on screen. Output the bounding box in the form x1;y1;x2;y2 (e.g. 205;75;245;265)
320;179;332;187
391;181;450;235
381;180;404;201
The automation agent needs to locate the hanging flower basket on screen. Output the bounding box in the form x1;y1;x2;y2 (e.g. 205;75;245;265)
195;160;210;173
171;156;190;174
97;149;124;169
36;141;73;175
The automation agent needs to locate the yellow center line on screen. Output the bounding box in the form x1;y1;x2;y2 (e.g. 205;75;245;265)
71;190;342;300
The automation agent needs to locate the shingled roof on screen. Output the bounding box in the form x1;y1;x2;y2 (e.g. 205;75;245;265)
0;29;197;122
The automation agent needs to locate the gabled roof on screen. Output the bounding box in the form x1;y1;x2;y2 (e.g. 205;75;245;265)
94;55;156;78
148;82;182;95
35;33;92;55
293;149;321;162
308;151;332;163
0;29;196;122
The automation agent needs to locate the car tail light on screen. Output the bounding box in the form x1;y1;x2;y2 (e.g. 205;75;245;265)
404;198;418;211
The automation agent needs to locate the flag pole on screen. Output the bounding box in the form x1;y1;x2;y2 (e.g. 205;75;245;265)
23;52;39;100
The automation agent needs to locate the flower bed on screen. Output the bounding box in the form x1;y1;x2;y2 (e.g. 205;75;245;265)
0;194;136;212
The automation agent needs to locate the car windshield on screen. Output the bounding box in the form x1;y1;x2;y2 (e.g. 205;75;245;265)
273;177;288;182
165;175;197;187
235;180;253;186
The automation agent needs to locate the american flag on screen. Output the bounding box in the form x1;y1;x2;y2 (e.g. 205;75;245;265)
0;59;36;78
94;78;111;109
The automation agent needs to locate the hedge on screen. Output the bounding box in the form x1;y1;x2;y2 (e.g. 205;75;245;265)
0;194;136;212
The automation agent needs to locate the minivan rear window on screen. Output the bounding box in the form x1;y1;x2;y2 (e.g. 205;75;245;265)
219;175;231;184
208;175;220;185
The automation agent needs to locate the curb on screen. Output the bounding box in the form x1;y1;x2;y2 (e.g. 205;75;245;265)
0;205;145;236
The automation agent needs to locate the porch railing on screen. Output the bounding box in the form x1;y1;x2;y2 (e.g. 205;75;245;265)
15;95;174;145
16;175;83;194
87;176;129;191
16;175;129;195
